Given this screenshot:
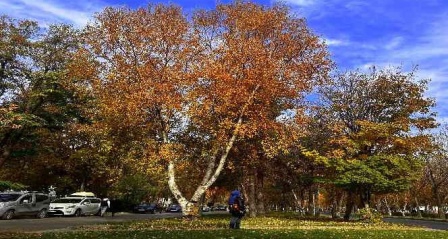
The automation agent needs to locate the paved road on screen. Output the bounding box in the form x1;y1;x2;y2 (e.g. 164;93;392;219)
0;212;183;232
384;217;448;230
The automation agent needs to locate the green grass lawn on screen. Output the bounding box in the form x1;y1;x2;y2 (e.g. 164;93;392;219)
4;214;448;239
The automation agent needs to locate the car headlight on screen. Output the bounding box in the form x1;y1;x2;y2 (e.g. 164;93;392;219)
67;205;76;209
0;202;4;208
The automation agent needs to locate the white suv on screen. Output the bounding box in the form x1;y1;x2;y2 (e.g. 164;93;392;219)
48;197;101;217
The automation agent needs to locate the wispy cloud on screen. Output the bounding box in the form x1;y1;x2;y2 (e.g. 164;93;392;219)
279;0;318;7
285;0;448;121
323;38;350;47
0;0;105;27
367;14;448;103
384;37;404;50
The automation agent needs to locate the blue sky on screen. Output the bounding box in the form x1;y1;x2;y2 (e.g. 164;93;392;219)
1;0;447;122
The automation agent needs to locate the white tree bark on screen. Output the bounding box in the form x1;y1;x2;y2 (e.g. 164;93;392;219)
166;85;260;216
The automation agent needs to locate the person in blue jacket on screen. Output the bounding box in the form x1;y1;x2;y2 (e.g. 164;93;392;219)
228;189;246;229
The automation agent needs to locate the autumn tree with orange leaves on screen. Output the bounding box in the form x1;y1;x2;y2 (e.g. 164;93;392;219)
70;1;331;216
319;67;437;220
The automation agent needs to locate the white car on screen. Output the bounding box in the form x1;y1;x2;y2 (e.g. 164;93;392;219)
48;197;101;217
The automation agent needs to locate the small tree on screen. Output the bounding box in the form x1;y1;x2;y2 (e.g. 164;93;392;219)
423;124;448;219
0;180;26;191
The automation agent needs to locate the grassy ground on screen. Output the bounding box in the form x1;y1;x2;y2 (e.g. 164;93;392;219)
4;214;448;239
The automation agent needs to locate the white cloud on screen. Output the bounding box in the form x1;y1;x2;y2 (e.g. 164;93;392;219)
343;0;370;14
341;10;448;122
280;0;318;6
384;36;403;50
323;38;349;47
0;0;105;27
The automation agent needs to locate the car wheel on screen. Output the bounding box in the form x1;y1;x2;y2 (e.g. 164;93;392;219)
36;209;47;219
2;210;14;220
74;209;82;217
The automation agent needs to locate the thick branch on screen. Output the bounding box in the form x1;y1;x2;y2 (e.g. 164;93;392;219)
191;84;260;201
167;161;189;206
198;147;220;187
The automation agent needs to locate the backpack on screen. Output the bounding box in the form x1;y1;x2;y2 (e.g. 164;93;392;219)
229;196;245;216
230;199;240;212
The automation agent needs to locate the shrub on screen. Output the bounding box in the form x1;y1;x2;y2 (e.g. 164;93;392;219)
0;181;26;191
358;208;383;223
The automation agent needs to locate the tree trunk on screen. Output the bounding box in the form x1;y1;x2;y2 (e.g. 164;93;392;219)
80;182;85;192
307;188;315;216
300;190;306;215
166;86;260;218
249;169;257;217
331;192;343;219
344;190;355;221
292;189;302;215
383;198;392;216
166;114;241;217
414;197;422;218
435;190;446;219
401;201;407;217
256;169;265;215
426;159;446;219
360;189;370;209
167;161;190;217
314;187;320;217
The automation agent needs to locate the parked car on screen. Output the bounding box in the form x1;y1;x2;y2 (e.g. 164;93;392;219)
202;205;211;212
166;204;182;212
69;191;96;198
48;197;101;217
133;203;157;214
0;191;50;220
212;205;227;211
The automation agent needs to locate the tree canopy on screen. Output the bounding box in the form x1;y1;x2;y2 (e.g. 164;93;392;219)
0;2;442;219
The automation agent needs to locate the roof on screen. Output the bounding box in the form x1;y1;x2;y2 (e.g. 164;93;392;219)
69;192;96;197
1;191;46;195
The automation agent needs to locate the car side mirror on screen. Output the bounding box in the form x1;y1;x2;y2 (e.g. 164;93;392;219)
22;199;29;204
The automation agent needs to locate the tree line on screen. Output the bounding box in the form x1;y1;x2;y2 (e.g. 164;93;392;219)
0;1;445;220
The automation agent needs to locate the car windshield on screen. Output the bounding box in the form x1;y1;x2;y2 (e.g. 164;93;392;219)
0;194;21;202
52;198;82;203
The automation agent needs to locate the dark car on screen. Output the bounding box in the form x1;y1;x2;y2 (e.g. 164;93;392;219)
166;204;182;212
212;205;227;211
133;203;157;214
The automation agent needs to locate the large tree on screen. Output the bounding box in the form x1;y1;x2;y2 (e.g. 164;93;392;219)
0;15;84;184
320;67;437;220
72;2;331;215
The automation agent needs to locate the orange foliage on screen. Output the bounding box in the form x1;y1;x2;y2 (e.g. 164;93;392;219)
68;1;331;204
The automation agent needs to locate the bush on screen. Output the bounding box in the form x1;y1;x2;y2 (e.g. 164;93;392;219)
358;208;383;223
0;181;26;191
